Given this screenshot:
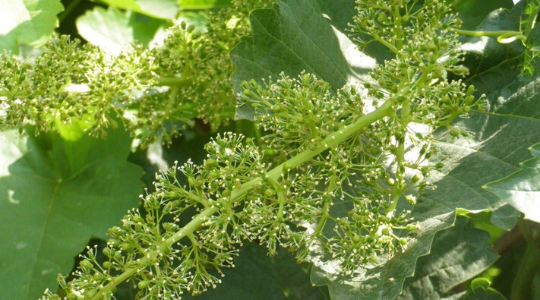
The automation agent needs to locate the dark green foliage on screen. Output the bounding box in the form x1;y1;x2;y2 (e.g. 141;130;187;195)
1;1;540;300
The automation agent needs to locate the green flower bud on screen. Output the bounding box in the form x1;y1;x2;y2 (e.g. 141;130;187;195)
243;89;254;97
272;104;284;113
265;188;276;197
121;243;133;252
405;194;417;205
138;280;150;289
406;224;419;231
302;74;311;86
377;12;388;24
163;247;171;255
466;85;475;97
264;148;276;156
452;65;469;76
282;162;292;172
131;215;144;223
103;247;112;258
478;104;485;113
80;259;93;271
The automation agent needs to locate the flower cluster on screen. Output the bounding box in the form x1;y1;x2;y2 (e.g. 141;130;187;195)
41;133;270;300
40;0;486;298
239;73;365;156
352;0;485;129
0;0;272;144
237;73;421;274
348;0;485;213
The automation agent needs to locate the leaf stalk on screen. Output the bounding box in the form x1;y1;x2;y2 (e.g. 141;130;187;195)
511;219;540;300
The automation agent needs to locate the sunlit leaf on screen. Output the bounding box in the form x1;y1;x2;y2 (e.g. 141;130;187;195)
0;0;63;53
0;127;144;299
484;141;540;222
76;7;169;54
398;218;499;299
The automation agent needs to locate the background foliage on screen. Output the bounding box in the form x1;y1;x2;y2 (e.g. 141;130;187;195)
0;0;540;299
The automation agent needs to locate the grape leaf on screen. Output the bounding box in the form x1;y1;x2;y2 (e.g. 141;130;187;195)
0;127;144;299
457;3;525;92
230;0;374;120
458;288;506;300
76;7;169;54
450;0;514;30
98;0;178;19
526;24;540;51
397;217;499;299
0;0;63;53
183;243;328;300
484;142;540;222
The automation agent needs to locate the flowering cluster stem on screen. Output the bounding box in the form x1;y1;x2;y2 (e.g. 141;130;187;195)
86;99;394;300
89;206;220;300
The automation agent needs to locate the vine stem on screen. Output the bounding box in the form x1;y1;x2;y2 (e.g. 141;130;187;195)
449;28;522;37
449;28;526;43
388;99;410;213
89;206;219;300
392;6;403;50
89;99;394;300
510;219;540;300
57;0;82;23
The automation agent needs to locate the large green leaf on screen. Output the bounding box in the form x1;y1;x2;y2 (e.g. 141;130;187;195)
0;0;63;53
230;0;373;120
98;0;179;19
0;127;144;299
457;3;525;92
449;0;514;30
484;142;540;223
183;243;328;300
76;7;169;54
397;217;499;299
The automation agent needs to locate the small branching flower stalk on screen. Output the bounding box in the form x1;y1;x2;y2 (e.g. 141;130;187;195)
40;0;487;299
